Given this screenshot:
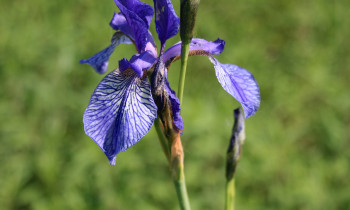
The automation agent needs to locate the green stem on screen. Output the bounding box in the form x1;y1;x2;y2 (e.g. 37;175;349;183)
225;178;235;210
154;119;191;210
154;118;170;164
178;41;191;106
173;162;191;210
170;132;191;210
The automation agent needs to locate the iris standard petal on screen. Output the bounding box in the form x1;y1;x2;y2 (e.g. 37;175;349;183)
114;0;155;53
119;50;157;77
110;12;134;39
83;69;158;165
162;38;225;64
80;32;133;74
209;56;260;118
114;0;154;28
154;0;180;47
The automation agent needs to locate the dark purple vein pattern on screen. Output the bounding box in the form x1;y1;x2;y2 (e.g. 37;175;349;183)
83;69;157;165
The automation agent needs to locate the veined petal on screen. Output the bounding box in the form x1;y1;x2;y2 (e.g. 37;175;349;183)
83;69;158;165
80;32;133;74
209;56;260;118
163;38;225;64
114;0;156;54
154;0;180;47
119;50;157;77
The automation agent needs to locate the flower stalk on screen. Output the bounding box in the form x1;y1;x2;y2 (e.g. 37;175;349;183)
154;118;171;164
170;131;191;210
151;59;191;210
154;117;190;210
225;178;235;210
153;105;191;210
178;43;190;105
225;108;245;210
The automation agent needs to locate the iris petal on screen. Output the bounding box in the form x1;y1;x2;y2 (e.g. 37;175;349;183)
164;78;184;130
119;50;157;77
209;56;260;118
83;69;158;165
114;0;156;53
154;0;180;47
80;32;133;74
114;0;154;28
110;12;134;39
163;38;225;64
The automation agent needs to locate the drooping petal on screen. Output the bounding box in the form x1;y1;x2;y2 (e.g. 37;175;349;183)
119;50;157;77
209;56;260;118
150;59;183;130
154;0;180;47
113;0;156;54
83;69;158;165
163;38;225;64
80;32;133;74
164;77;184;130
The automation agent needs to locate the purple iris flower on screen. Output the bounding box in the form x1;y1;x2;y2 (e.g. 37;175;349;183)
81;0;260;165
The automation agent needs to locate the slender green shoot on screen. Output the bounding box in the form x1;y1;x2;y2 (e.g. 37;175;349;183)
154;118;170;164
225;178;235;210
178;42;191;106
173;164;191;210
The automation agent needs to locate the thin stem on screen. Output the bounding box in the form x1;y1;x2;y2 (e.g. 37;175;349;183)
225;178;235;210
178;42;191;106
154;118;170;164
171;133;191;210
154;119;191;210
173;165;191;210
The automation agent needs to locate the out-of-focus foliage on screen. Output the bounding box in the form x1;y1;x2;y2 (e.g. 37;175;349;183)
0;0;349;209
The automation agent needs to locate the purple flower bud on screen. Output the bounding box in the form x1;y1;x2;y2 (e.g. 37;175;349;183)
226;108;245;180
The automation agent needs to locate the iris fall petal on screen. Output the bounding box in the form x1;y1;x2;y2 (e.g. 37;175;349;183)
209;56;260;118
162;38;225;63
83;69;157;165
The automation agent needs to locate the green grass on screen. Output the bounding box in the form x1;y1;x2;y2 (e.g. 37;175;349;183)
0;0;349;209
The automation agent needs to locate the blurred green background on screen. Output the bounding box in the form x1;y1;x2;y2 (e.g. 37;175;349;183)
1;0;349;209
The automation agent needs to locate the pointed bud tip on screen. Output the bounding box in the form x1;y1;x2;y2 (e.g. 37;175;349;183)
180;0;201;43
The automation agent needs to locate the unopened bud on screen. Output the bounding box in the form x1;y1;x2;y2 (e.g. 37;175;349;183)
180;0;200;44
226;108;245;180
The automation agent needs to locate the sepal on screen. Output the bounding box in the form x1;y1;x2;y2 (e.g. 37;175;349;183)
163;38;225;64
83;69;157;164
209;56;260;118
